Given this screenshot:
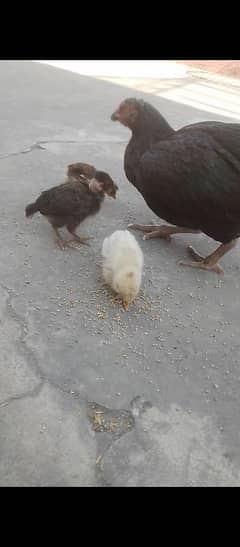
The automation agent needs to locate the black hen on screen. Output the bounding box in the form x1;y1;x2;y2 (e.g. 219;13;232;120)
25;169;118;249
111;98;240;273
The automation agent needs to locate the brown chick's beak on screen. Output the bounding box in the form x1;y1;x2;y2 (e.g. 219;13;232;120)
107;186;118;199
111;190;117;199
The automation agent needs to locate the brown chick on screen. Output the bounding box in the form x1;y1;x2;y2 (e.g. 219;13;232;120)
66;162;96;183
25;171;118;249
66;162;118;200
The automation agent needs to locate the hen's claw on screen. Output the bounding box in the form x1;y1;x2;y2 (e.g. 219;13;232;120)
179;245;224;274
143;230;171;241
179;259;224;274
128;223;172;241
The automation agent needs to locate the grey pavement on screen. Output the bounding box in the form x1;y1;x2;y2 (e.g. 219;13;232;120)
0;61;240;487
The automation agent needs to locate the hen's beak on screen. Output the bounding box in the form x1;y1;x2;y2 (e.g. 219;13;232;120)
111;110;120;121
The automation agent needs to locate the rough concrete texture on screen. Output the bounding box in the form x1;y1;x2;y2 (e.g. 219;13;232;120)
0;61;240;487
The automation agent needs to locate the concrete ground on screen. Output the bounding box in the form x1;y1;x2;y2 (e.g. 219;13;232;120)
0;61;240;487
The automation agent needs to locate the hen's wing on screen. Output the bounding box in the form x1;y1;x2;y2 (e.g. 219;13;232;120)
138;129;240;240
179;121;240;163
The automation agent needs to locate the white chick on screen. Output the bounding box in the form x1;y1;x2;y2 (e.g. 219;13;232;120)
102;230;144;310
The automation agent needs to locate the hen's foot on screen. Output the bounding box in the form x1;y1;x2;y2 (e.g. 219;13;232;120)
128;223;172;241
178;244;233;275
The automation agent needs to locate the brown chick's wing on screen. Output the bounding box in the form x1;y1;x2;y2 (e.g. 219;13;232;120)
36;182;101;218
139;130;240;243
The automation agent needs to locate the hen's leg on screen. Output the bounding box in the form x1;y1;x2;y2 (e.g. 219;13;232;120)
128;223;200;241
179;239;238;274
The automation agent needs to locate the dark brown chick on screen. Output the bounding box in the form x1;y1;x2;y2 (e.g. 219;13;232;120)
66;162;118;200
25;171;118;249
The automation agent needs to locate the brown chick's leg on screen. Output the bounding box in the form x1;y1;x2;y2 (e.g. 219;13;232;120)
53;227;68;250
128;223;200;241
67;225;93;247
69;234;92;246
179;239;238;274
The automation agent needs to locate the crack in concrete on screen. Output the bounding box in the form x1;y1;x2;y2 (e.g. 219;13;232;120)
0;284;145;486
0;142;46;159
0;381;44;408
0;283;44;407
0;284;146;487
0;380;85;409
0;138;126;160
0;283;87;409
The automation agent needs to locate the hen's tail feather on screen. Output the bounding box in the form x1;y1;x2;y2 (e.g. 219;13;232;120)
25;202;38;217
